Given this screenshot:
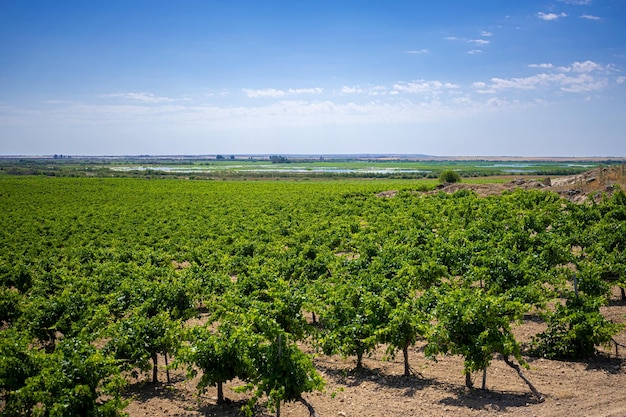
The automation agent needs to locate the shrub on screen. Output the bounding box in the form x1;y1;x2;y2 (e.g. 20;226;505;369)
530;295;622;360
439;170;461;183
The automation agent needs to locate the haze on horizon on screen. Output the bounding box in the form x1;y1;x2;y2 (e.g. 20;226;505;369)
1;1;625;157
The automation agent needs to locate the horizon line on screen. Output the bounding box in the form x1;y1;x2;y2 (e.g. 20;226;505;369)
1;154;625;161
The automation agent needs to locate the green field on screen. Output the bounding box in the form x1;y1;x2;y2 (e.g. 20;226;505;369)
1;175;625;415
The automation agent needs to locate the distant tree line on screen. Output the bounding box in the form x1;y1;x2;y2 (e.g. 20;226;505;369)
270;155;290;164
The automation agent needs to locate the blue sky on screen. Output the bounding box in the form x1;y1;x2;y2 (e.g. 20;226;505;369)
1;1;625;156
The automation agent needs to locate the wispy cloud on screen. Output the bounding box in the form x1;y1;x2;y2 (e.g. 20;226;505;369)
405;49;430;54
580;14;602;21
558;60;601;73
446;35;492;50
480;31;493;37
21;95;530;129
243;87;323;98
243;88;285;98
205;90;230;98
392;80;459;94
9;60;620;136
290;88;323;95
468;50;483;55
340;85;392;96
342;81;459;96
528;63;554;69
558;0;591;4
100;92;184;103
537;12;567;21
341;86;365;94
480;61;610;93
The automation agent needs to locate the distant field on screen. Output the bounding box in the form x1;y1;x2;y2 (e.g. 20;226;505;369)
0;157;616;179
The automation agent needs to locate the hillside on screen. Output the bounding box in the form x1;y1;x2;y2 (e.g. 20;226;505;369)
437;165;626;203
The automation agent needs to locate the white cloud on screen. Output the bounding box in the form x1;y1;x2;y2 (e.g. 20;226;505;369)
471;81;496;94
204;90;229;98
480;31;493;37
558;0;591;4
340;85;390;96
100;92;181;103
370;85;389;96
393;80;459;94
580;14;602;21
243;87;322;98
405;49;430;54
446;36;491;47
341;86;364;94
50;95;535;131
468;49;483;55
342;82;459;97
12;59;619;142
490;75;550;90
243;88;286;98
528;63;554;69
487;62;608;93
537;12;567;21
556;74;607;92
288;88;323;95
558;60;601;73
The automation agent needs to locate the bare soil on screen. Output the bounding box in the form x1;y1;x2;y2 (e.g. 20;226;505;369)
124;287;626;417
436;165;626;203
124;167;626;417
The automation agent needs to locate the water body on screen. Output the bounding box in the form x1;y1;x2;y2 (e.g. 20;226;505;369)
110;165;430;174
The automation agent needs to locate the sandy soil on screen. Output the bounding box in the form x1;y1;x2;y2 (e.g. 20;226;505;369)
436;165;626;203
124;289;626;417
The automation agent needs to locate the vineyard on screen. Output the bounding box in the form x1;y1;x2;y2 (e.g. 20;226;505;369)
1;169;626;416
